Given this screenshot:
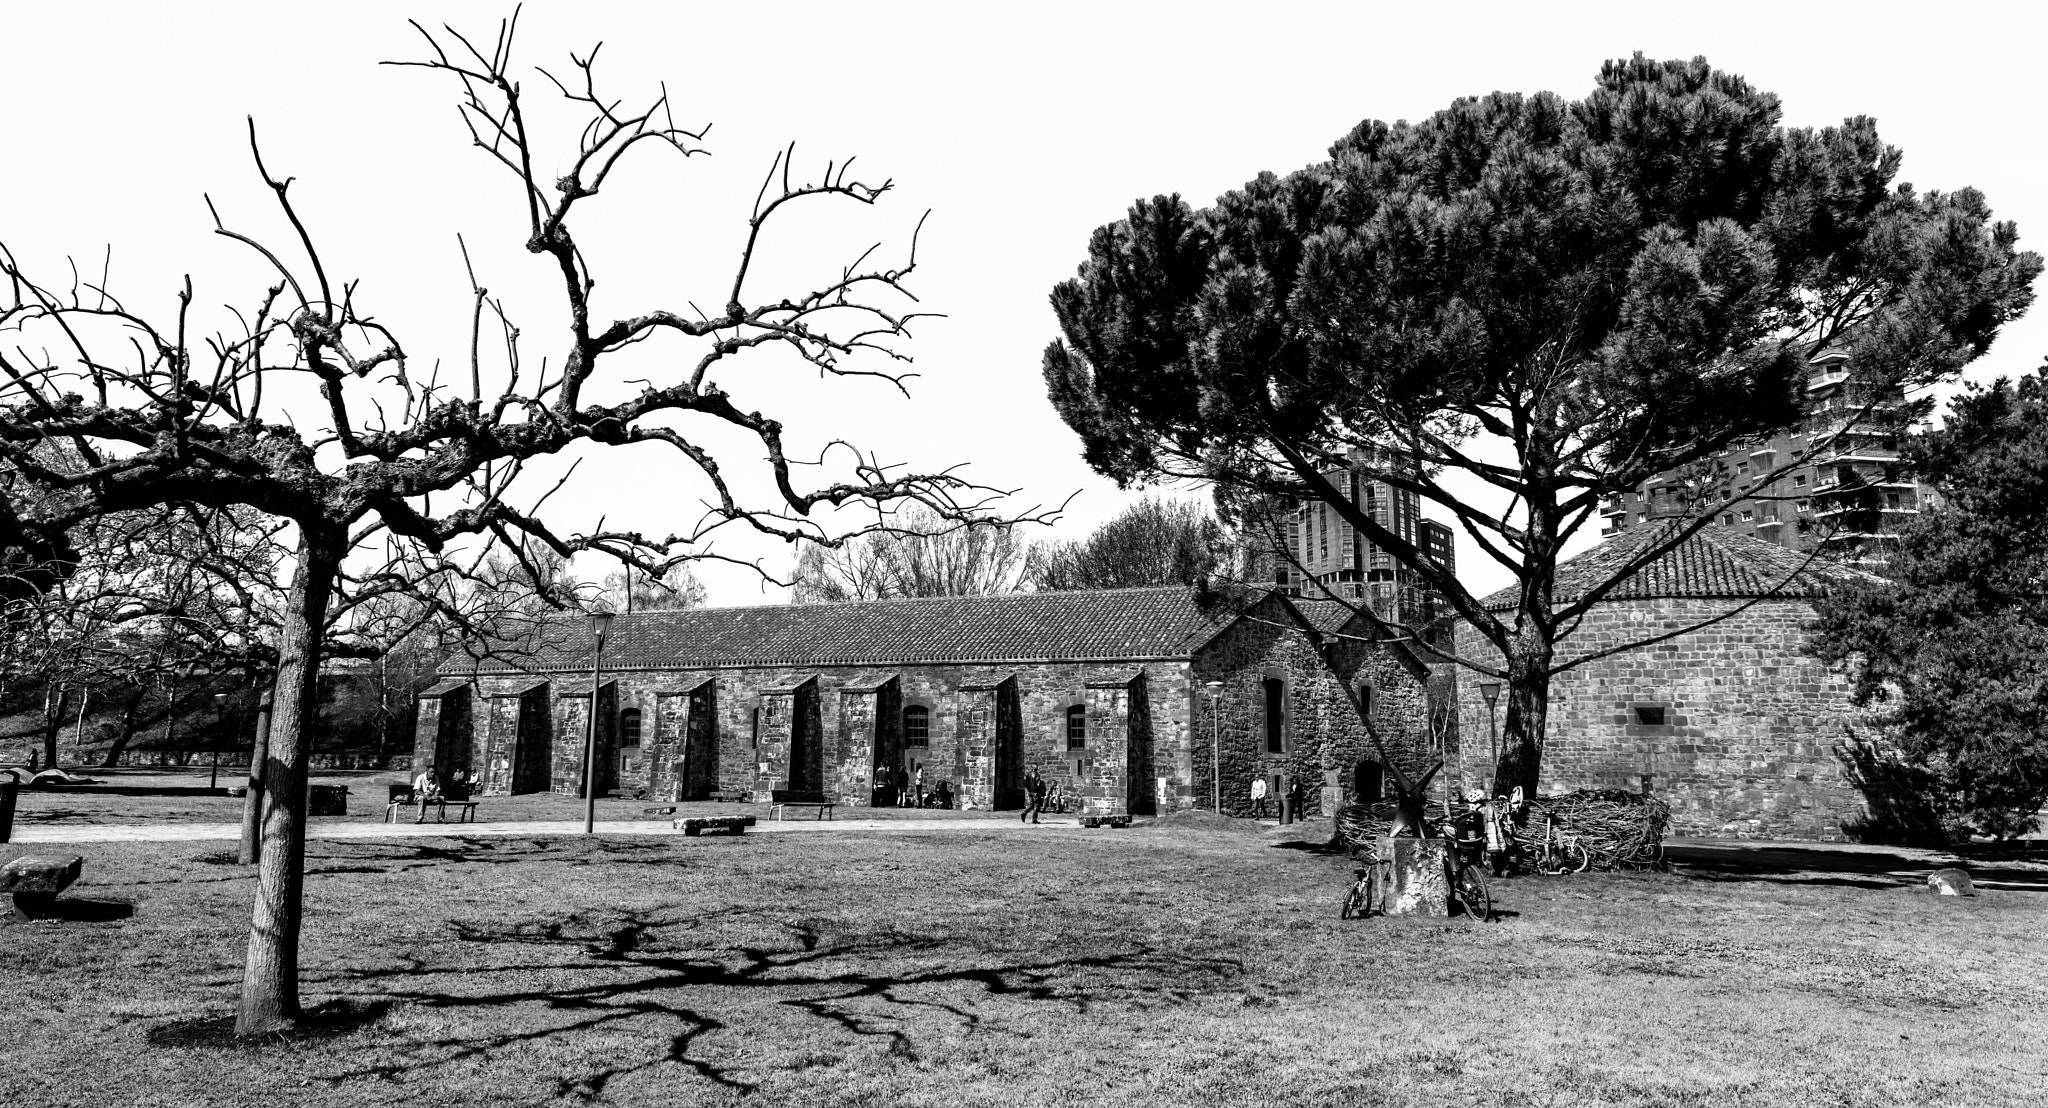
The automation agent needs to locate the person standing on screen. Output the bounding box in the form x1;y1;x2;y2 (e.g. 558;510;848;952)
1250;775;1269;819
1021;768;1044;824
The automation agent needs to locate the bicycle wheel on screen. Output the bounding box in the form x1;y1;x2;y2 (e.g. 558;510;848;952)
1341;876;1369;919
1561;841;1591;874
1453;865;1492;921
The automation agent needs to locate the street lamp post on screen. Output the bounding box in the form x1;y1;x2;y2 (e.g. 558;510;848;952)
1478;681;1502;791
213;692;230;787
583;610;615;835
1203;680;1224;813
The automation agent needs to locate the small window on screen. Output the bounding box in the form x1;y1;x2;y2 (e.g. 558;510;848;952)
1721;514;1734;526
618;708;642;748
1264;678;1286;753
1633;706;1667;726
1066;705;1086;750
1739;509;1754;522
1797;499;1811;514
1793;473;1807;487
904;705;930;748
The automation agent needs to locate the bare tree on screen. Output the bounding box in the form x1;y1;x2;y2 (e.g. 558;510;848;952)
1;501;287;766
1026;496;1231;591
791;505;1030;602
599;563;707;612
0;15;1036;1036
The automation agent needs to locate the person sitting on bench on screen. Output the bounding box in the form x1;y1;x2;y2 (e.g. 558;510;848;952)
412;764;442;824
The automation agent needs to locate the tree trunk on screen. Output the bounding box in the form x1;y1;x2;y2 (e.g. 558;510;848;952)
40;685;70;770
1492;639;1554;799
1494;489;1561;801
97;689;148;768
236;535;338;1037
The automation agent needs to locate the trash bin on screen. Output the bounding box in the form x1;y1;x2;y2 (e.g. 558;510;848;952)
0;776;16;844
308;785;348;817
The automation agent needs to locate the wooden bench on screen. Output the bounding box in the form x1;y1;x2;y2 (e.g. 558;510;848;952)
3;854;81;919
768;789;835;821
386;784;481;824
677;815;756;836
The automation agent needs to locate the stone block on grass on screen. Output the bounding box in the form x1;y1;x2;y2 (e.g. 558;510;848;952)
3;854;83;920
1927;867;1976;897
1375;835;1450;918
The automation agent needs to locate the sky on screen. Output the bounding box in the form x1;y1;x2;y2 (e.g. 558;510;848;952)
3;0;2043;605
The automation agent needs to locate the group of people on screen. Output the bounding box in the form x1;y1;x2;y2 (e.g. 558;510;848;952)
1247;775;1306;821
889;762;954;809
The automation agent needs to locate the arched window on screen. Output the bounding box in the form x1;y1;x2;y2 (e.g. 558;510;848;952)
618;708;642;748
1264;678;1285;753
904;705;930;748
1066;705;1087;750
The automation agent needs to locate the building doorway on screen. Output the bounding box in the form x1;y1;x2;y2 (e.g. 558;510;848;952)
787;679;824;795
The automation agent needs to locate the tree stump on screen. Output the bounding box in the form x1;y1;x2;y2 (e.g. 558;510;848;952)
1376;835;1451;917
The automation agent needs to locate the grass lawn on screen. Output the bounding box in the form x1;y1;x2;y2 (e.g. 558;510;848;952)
2;825;2044;1108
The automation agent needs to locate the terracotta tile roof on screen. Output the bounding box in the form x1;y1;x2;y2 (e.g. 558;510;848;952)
1478;522;1886;611
459;586;1233;674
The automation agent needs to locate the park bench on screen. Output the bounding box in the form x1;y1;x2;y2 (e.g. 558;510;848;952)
676;815;756;836
3;854;82;920
385;782;480;824
768;789;835;821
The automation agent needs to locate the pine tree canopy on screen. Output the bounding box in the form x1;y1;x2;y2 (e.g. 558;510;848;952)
1044;55;2038;515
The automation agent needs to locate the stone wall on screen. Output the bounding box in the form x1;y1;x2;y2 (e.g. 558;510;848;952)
445;659;1198;812
1452;599;1875;840
1190;607;1434;819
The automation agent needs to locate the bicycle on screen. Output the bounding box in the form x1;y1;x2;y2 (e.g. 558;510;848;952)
1531;813;1591;875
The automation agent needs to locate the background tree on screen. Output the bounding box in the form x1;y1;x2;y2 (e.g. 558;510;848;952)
1;502;286;767
1810;368;2048;839
1026;495;1229;590
791;505;1029;602
599;563;708;613
1042;55;2039;797
0;17;1028;1036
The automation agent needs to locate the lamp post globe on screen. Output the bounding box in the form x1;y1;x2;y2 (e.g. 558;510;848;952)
1477;681;1503;785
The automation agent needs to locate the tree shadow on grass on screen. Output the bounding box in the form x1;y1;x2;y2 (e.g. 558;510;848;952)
297;837;686;878
146;998;394;1050
305;905;1245;1096
5;896;136;923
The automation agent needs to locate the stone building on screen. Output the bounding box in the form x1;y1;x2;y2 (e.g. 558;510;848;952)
1452;523;1885;840
416;587;1439;819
